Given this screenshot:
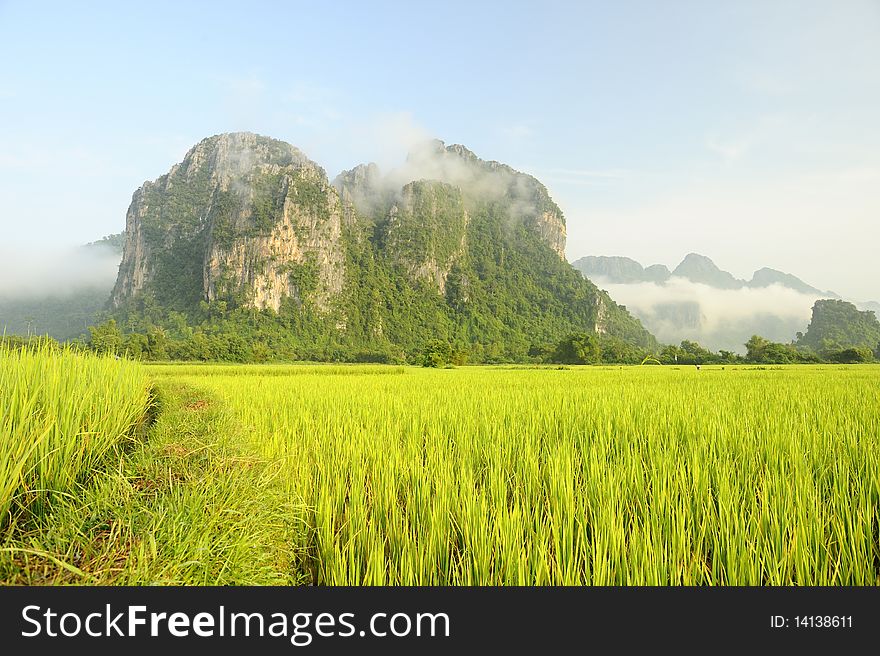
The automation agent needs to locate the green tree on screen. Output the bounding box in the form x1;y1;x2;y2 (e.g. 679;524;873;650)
797;299;880;351
825;347;873;363
421;339;453;367
551;332;601;364
718;350;740;363
745;335;771;362
123;332;148;359
88;319;124;355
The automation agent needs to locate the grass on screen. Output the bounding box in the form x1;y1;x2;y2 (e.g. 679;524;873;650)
2;354;878;585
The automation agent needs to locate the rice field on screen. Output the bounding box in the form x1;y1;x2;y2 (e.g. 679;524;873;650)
3;351;878;585
0;344;152;526
151;363;880;585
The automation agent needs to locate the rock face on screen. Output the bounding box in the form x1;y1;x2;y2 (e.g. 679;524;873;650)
337;140;567;259
382;181;468;294
572;256;672;284
333;162;386;226
572;256;655;284
202;161;345;312
112;133;345;312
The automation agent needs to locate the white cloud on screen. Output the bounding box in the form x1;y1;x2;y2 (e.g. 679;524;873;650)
319;111;432;173
705;135;752;161
594;276;821;352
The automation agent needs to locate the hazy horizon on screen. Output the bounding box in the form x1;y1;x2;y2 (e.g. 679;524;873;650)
1;1;878;300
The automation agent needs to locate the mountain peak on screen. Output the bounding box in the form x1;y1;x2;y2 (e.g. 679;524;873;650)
748;267;831;296
445;143;479;161
571;256;649;284
354;139;567;257
672;253;743;289
676;252;719;270
644;264;671;282
173;132;317;185
187;131;306;158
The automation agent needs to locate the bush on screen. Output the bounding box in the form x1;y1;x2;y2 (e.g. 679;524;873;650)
550;333;601;365
826;347;873;364
421;339;453;368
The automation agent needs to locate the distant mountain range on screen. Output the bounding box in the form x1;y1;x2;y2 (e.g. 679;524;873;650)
573;253;840;296
859;299;880;315
572;253;877;352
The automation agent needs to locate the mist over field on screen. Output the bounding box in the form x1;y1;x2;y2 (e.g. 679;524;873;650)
595;276;822;352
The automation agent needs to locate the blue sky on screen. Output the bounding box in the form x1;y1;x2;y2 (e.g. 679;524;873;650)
1;0;878;299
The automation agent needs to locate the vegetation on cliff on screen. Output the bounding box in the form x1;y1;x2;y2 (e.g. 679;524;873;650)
796;299;880;357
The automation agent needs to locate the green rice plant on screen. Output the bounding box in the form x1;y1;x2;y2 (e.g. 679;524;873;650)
0;343;152;525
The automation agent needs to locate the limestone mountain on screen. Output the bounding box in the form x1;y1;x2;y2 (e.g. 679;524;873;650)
571;256;649;284
643;264;672;283
671;253;743;289
796;299;880;352
109;132;656;360
749;268;826;296
112;132;345;313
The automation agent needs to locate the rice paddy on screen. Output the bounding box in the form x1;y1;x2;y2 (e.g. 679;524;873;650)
154;363;880;585
3;350;879;585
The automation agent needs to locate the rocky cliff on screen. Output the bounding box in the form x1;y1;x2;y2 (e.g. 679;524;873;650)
112;132;344;312
381;180;468;294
